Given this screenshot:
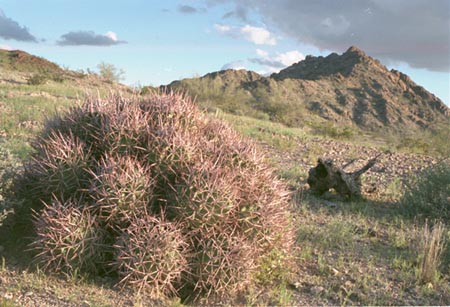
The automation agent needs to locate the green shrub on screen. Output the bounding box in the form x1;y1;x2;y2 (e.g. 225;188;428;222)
51;73;65;83
27;73;48;85
14;93;294;301
397;136;431;155
96;62;125;82
312;122;355;140
402;162;450;222
139;85;157;95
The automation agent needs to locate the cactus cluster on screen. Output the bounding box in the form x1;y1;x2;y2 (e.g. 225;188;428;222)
17;92;294;300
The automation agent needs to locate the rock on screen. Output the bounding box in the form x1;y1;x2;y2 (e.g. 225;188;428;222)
3;292;13;300
331;267;340;276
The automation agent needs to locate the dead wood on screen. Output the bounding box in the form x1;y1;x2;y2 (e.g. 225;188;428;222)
307;155;380;198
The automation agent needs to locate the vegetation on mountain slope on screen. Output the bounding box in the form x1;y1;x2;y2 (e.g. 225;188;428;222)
164;46;449;139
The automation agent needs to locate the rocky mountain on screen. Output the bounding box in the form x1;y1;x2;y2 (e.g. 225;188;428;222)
1;47;447;135
165;46;449;133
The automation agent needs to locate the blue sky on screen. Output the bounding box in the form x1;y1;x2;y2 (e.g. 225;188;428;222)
0;0;449;105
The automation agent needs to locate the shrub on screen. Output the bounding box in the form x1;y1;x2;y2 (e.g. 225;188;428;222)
402;162;450;222
96;62;125;82
27;73;48;85
312;122;355;140
51;73;65;83
14;92;294;301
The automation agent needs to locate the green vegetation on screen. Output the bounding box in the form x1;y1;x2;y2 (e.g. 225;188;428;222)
167;67;450;156
0;298;18;307
402;162;450;222
27;72;65;85
97;62;125;82
215;111;308;152
0;49;62;74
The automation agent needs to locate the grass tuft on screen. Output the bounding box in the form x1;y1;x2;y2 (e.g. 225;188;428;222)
415;221;447;284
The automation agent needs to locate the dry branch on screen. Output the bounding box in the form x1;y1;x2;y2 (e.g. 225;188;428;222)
307;155;380;198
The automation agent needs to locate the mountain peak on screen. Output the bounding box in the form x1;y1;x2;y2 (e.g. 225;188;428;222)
206;69;261;81
272;45;384;81
166;45;448;132
345;45;367;56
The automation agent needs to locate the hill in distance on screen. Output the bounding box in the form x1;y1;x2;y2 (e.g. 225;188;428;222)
164;46;449;134
0;49;63;74
1;46;448;146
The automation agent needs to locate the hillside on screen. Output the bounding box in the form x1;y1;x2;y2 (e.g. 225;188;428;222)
165;46;449;134
0;49;63;74
0;49;130;159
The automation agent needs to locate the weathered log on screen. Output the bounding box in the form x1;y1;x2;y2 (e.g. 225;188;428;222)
307;156;379;198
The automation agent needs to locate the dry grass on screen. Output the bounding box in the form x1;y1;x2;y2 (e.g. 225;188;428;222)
415;221;447;284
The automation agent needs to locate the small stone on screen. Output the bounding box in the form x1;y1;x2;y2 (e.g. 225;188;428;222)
331;267;340;275
3;292;13;300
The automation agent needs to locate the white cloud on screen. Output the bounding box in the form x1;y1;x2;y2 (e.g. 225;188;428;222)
275;50;304;66
256;67;279;75
249;49;304;72
214;23;277;45
214;23;232;33
256;48;268;57
221;60;247;70
240;25;277;45
105;31;118;42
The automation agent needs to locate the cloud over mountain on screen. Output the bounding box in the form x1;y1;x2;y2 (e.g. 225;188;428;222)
221;60;246;70
214;23;277;45
209;0;450;72
249;49;304;73
57;30;126;46
0;9;37;42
